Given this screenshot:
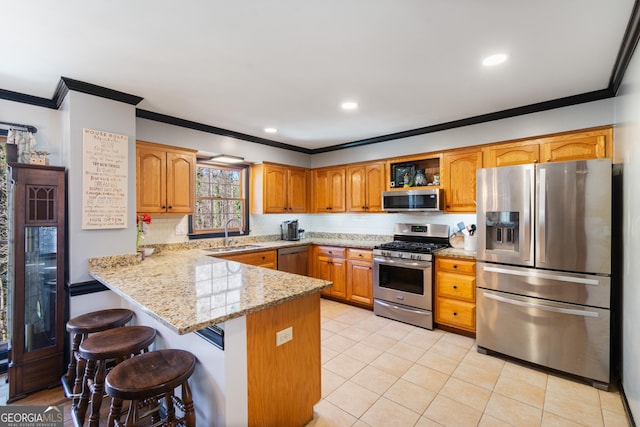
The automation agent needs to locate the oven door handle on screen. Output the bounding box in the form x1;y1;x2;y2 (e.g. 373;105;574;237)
374;257;432;268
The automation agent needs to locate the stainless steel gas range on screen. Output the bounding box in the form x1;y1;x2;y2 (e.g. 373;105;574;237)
373;223;450;329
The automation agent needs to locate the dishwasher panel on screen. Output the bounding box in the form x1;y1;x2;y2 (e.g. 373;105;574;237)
477;289;610;385
277;245;309;276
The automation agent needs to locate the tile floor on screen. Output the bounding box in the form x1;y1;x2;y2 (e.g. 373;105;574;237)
307;299;630;427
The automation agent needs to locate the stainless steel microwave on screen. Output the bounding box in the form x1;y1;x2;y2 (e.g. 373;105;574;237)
382;189;442;212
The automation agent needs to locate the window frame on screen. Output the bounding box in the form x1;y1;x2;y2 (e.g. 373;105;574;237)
188;162;250;240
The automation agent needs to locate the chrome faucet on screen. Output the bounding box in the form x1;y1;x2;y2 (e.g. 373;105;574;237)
224;218;243;246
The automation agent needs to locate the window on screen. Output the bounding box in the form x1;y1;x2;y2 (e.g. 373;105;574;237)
190;163;249;238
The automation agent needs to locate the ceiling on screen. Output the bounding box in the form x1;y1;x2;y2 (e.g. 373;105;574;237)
0;1;637;152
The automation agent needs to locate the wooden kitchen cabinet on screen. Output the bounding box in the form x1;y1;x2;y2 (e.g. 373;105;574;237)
217;249;277;269
346;162;386;212
251;163;309;214
442;148;482;213
312;246;347;298
538;126;613;163
435;257;477;333
313;167;346;213
136;141;196;214
346;249;373;307
482;140;541;167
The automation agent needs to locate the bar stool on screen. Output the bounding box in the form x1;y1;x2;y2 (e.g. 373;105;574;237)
74;325;157;427
62;308;134;400
105;349;197;427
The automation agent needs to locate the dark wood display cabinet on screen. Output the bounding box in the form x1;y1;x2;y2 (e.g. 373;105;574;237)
6;163;66;402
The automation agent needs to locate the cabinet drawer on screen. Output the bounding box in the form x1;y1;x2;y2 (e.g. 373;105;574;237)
436;298;476;331
219;250;277;267
437;272;476;301
436;257;476;275
348;248;372;261
315;246;346;258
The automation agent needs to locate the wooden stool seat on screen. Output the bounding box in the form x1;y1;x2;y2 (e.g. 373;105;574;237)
74;326;156;427
105;349;196;427
62;309;134;399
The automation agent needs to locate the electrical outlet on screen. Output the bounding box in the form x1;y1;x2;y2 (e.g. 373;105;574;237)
175;224;187;235
276;326;293;346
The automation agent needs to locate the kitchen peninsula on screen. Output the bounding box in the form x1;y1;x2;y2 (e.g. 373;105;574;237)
88;248;332;427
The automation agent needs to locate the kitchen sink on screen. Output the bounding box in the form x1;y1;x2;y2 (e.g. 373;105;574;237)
205;244;263;254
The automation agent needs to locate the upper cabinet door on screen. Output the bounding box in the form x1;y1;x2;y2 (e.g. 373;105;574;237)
263;164;288;213
137;146;167;213
442;149;483;213
166;150;196;213
314;167;345;212
346;165;366;212
364;162;385;212
483;141;540;168
287;168;308;213
540;127;612;163
328;168;346;213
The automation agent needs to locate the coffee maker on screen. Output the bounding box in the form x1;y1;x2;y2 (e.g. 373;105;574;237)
281;220;300;241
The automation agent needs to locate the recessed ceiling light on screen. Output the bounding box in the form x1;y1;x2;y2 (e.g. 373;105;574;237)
482;53;508;66
341;101;359;111
264;127;277;134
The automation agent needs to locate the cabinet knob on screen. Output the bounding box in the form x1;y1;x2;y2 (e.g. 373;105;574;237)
168;206;172;209
453;285;457;289
547;158;551;162
453;312;457;316
161;205;166;209
453;265;457;269
533;159;538;163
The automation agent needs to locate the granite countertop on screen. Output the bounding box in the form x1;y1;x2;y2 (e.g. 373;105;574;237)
89;249;332;335
435;247;477;260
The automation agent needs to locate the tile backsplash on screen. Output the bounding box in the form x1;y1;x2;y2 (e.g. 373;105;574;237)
142;212;477;245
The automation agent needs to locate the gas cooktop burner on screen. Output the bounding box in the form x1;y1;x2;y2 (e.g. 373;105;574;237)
375;241;448;254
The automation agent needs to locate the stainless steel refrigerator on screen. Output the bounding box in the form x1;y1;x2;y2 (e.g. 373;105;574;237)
476;158;612;389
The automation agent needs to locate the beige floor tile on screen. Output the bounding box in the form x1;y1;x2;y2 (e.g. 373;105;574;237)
321;328;335;342
342;342;384;365
400;328;443;350
414;416;444;426
484;393;543;427
352;421;373;427
334;308;375;325
439;332;475;349
322;368;347;398
323;354;367;379
546;374;600;405
326;381;380;418
545;380;604;427
369;352;414;378
599;390;626;415
323;334;358;353
451;362;500;391
477;413;513;427
350;365;398;395
541;411;585;427
500;360;548;389
439;377;491;412
602;408;631;427
401;364;449;393
459;348;505;374
309;399;357;427
377;321;415;340
423;395;482;427
360;397;421;427
363;332;399;351
322;318;352;333
338;325;373;342
321;346;339;364
429;340;470;362
493;373;546;409
415;349;461;375
386;340;427;362
354;314;394;333
383;378;437;414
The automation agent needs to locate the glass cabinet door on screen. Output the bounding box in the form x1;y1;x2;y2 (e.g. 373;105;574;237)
23;226;57;352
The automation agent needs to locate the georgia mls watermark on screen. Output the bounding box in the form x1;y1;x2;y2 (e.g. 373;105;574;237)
0;406;63;427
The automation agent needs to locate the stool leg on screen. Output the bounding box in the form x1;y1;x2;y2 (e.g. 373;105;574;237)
163;391;176;423
62;332;82;396
107;398;123;427
88;359;106;427
72;333;88;405
182;381;196;427
76;359;96;425
125;400;138;427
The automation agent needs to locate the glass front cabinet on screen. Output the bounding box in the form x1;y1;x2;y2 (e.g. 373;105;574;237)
7;163;66;402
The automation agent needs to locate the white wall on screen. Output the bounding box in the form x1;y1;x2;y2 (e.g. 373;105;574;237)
613;46;640;421
0;99;63;164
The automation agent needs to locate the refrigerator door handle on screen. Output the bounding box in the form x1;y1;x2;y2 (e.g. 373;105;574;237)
523;168;532;262
481;265;602;285
482;292;599;317
538;167;546;263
